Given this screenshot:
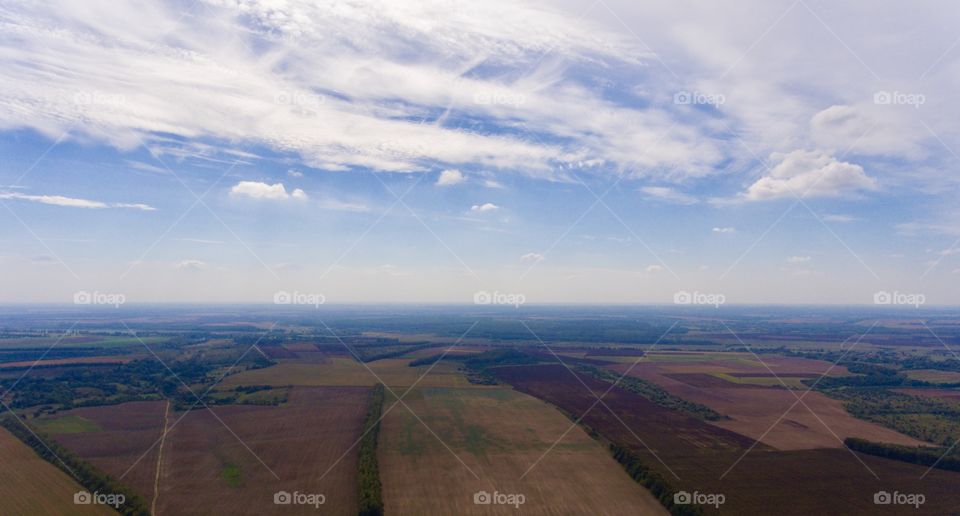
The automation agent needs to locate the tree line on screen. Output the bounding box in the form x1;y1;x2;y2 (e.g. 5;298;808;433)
845;437;960;472
358;383;385;516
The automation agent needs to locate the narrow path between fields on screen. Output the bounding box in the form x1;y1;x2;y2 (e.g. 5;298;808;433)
151;401;170;516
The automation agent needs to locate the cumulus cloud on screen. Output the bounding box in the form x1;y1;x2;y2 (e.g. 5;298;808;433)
712;227;736;234
640;186;698;205
520;252;544;264
230;181;307;201
0;191;155;210
744;150;876;200
470;203;499;213
175;259;206;271
436;169;465;186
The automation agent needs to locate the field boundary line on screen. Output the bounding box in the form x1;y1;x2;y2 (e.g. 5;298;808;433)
151;400;170;515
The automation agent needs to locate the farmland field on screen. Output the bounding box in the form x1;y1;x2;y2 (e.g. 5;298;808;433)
220;357;474;389
493;363;960;515
379;386;667;515
0;427;114;516
37;388;371;515
155;387;368;515
38;400;168;499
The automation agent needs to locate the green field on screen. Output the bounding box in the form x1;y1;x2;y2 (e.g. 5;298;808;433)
34;415;103;434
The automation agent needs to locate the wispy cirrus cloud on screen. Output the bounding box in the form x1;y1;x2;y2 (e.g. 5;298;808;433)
0;191;155;210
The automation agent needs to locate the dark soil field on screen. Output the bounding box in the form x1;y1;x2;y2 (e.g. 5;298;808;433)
493;364;960;515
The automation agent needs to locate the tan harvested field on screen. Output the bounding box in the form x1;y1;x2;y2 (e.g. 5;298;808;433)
379;387;667;515
41;400;167;498
608;355;921;450
155;386;368;515
404;346;483;359
904;369;960;384
220;357;474;389
0;356;134;369
704;388;925;449
0;427;114;516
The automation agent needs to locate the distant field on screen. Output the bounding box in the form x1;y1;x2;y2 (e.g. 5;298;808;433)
34;415;103;434
380;387;667;515
606;355;920;450
905;369;960;384
403;346;483;359
0;356;133;369
711;372;809;388
220;357;475;389
0;335;167;349
0;426;114;516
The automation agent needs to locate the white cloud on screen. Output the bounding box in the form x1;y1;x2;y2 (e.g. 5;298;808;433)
787;256;812;263
712;227;735;234
520;252;544;264
645;264;663;273
810;105;926;159
176;238;225;245
483;179;504;189
0;191;155;210
470;203;499;213
287;169;304;177
230;181;307;201
175;259;206;271
640;186;697;205
0;0;726;181
744;150;876;201
822;214;857;223
436;169;465;186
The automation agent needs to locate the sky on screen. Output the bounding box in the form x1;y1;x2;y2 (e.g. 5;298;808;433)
0;0;959;305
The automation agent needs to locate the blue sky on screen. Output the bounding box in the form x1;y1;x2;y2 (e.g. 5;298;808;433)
0;0;959;304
